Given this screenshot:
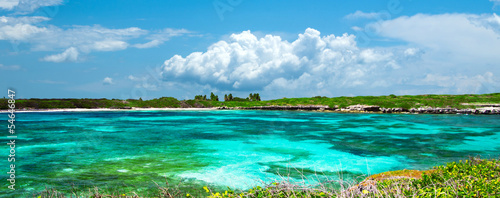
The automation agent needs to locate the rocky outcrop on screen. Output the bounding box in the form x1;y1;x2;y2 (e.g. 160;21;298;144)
218;104;500;114
341;104;381;112
381;107;407;113
218;105;333;111
407;107;500;114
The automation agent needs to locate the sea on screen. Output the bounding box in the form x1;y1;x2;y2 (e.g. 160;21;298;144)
1;110;499;196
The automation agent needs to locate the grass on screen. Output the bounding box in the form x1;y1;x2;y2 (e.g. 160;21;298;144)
31;157;500;197
1;93;500;110
222;93;500;109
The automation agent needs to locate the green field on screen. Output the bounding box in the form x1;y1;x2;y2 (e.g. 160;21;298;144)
1;93;500;110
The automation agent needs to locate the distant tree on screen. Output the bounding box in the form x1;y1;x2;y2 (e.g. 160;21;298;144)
203;95;207;100
255;93;261;101
139;97;143;101
233;97;250;101
210;92;219;101
248;93;261;101
224;94;228;101
195;95;203;100
228;93;233;101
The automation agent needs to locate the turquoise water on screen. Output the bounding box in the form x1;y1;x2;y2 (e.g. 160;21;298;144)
1;110;500;196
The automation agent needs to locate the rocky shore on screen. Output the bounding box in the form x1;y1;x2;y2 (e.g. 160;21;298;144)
218;105;332;111
218;104;500;114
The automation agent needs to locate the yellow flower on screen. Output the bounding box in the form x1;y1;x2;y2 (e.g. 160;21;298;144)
38;196;42;198
186;193;190;197
362;190;369;194
204;186;210;193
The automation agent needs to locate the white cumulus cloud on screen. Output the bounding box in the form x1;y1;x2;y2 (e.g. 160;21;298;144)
161;28;401;96
41;47;79;62
103;77;113;85
0;17;48;40
159;26;500;98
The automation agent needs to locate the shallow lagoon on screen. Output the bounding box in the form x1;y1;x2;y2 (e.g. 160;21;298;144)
2;110;499;196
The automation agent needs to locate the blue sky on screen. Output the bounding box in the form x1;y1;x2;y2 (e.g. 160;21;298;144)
1;0;499;100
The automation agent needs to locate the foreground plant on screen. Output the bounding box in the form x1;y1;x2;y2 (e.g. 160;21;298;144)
207;157;500;197
33;157;500;197
365;157;500;197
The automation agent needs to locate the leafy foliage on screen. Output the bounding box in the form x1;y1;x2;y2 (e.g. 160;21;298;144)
210;92;219;101
376;157;500;197
248;93;261;101
202;157;500;198
1;93;499;110
195;95;208;101
28;153;500;197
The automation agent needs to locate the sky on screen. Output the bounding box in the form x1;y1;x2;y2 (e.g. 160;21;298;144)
0;0;499;100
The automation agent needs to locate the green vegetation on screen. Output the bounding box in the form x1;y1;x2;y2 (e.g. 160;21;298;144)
248;93;261;101
210;92;220;101
32;157;500;197
1;93;499;110
203;157;500;197
375;157;500;197
195;95;208;101
221;93;500;109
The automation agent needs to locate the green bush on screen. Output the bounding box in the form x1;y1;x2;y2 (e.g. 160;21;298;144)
377;157;500;197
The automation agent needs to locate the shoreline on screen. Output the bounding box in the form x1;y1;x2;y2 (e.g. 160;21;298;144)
1;105;499;114
219;105;500;115
0;107;218;113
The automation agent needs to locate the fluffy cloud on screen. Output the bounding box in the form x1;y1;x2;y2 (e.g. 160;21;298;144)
472;13;500;34
345;10;388;20
416;72;498;94
42;47;79;62
0;15;190;62
0;0;19;10
0;16;48;40
0;0;63;13
161;28;403;95
160;26;499;98
367;13;500;92
102;77;113;85
373;13;500;64
27;25;146;52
